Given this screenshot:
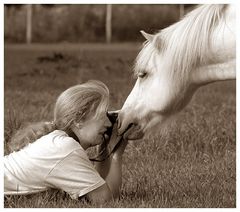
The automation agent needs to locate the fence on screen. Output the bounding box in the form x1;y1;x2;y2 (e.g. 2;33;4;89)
4;4;195;43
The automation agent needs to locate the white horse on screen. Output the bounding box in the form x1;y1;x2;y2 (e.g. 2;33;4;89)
118;4;236;140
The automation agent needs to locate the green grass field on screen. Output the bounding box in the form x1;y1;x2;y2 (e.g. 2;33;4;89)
4;43;236;208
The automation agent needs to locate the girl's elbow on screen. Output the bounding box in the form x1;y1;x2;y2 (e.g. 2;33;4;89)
85;183;113;204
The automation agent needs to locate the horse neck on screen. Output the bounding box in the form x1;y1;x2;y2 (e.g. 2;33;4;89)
160;5;235;85
210;5;235;64
193;5;236;85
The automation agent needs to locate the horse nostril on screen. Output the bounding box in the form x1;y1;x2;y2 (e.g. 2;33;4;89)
117;110;137;135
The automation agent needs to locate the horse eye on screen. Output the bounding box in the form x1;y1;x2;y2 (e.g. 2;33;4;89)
138;72;147;78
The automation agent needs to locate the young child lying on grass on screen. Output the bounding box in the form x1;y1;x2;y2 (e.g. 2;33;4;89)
4;80;127;204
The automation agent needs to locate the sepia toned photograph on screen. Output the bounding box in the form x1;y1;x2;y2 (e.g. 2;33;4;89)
3;3;236;208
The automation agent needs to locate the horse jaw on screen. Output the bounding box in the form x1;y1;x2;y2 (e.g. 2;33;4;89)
118;78;172;140
118;108;161;140
118;76;198;140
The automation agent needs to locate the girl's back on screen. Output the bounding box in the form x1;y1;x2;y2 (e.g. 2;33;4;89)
4;130;87;195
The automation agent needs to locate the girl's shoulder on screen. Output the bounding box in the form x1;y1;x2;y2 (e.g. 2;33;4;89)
37;130;83;153
49;129;69;138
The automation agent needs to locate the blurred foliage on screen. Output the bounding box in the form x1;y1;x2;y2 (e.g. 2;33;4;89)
4;4;196;43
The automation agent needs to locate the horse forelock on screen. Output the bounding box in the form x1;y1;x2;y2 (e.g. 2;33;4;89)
134;40;158;78
135;5;228;84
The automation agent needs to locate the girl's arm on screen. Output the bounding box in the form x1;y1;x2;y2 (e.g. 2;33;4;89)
93;144;111;179
94;139;128;199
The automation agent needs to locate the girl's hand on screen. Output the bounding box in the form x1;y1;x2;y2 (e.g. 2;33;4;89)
96;141;110;161
112;138;128;160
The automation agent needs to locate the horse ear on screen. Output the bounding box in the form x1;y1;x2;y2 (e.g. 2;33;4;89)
140;30;154;42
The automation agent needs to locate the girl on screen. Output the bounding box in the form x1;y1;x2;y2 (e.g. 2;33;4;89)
4;80;127;203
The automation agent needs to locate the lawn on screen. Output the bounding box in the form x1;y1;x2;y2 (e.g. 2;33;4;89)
4;43;236;208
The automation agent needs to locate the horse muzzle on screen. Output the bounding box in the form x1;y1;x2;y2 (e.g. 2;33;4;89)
118;110;144;140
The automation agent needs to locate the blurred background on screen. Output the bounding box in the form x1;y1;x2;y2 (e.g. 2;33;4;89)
4;4;195;43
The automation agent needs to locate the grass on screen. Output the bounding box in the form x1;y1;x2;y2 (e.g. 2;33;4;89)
4;43;236;208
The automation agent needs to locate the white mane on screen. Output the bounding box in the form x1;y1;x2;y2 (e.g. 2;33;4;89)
135;5;228;84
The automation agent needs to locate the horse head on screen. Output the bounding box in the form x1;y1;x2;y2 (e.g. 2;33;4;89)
118;5;235;140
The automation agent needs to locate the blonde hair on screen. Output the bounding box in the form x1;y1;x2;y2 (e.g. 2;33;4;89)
8;80;109;152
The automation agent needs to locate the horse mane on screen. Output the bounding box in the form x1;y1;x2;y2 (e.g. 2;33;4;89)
135;5;228;83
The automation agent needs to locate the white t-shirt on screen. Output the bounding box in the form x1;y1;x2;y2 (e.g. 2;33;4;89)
4;130;105;199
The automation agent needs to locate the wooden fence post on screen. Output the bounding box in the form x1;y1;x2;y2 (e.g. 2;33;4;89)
106;4;112;43
26;4;32;44
179;4;185;19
